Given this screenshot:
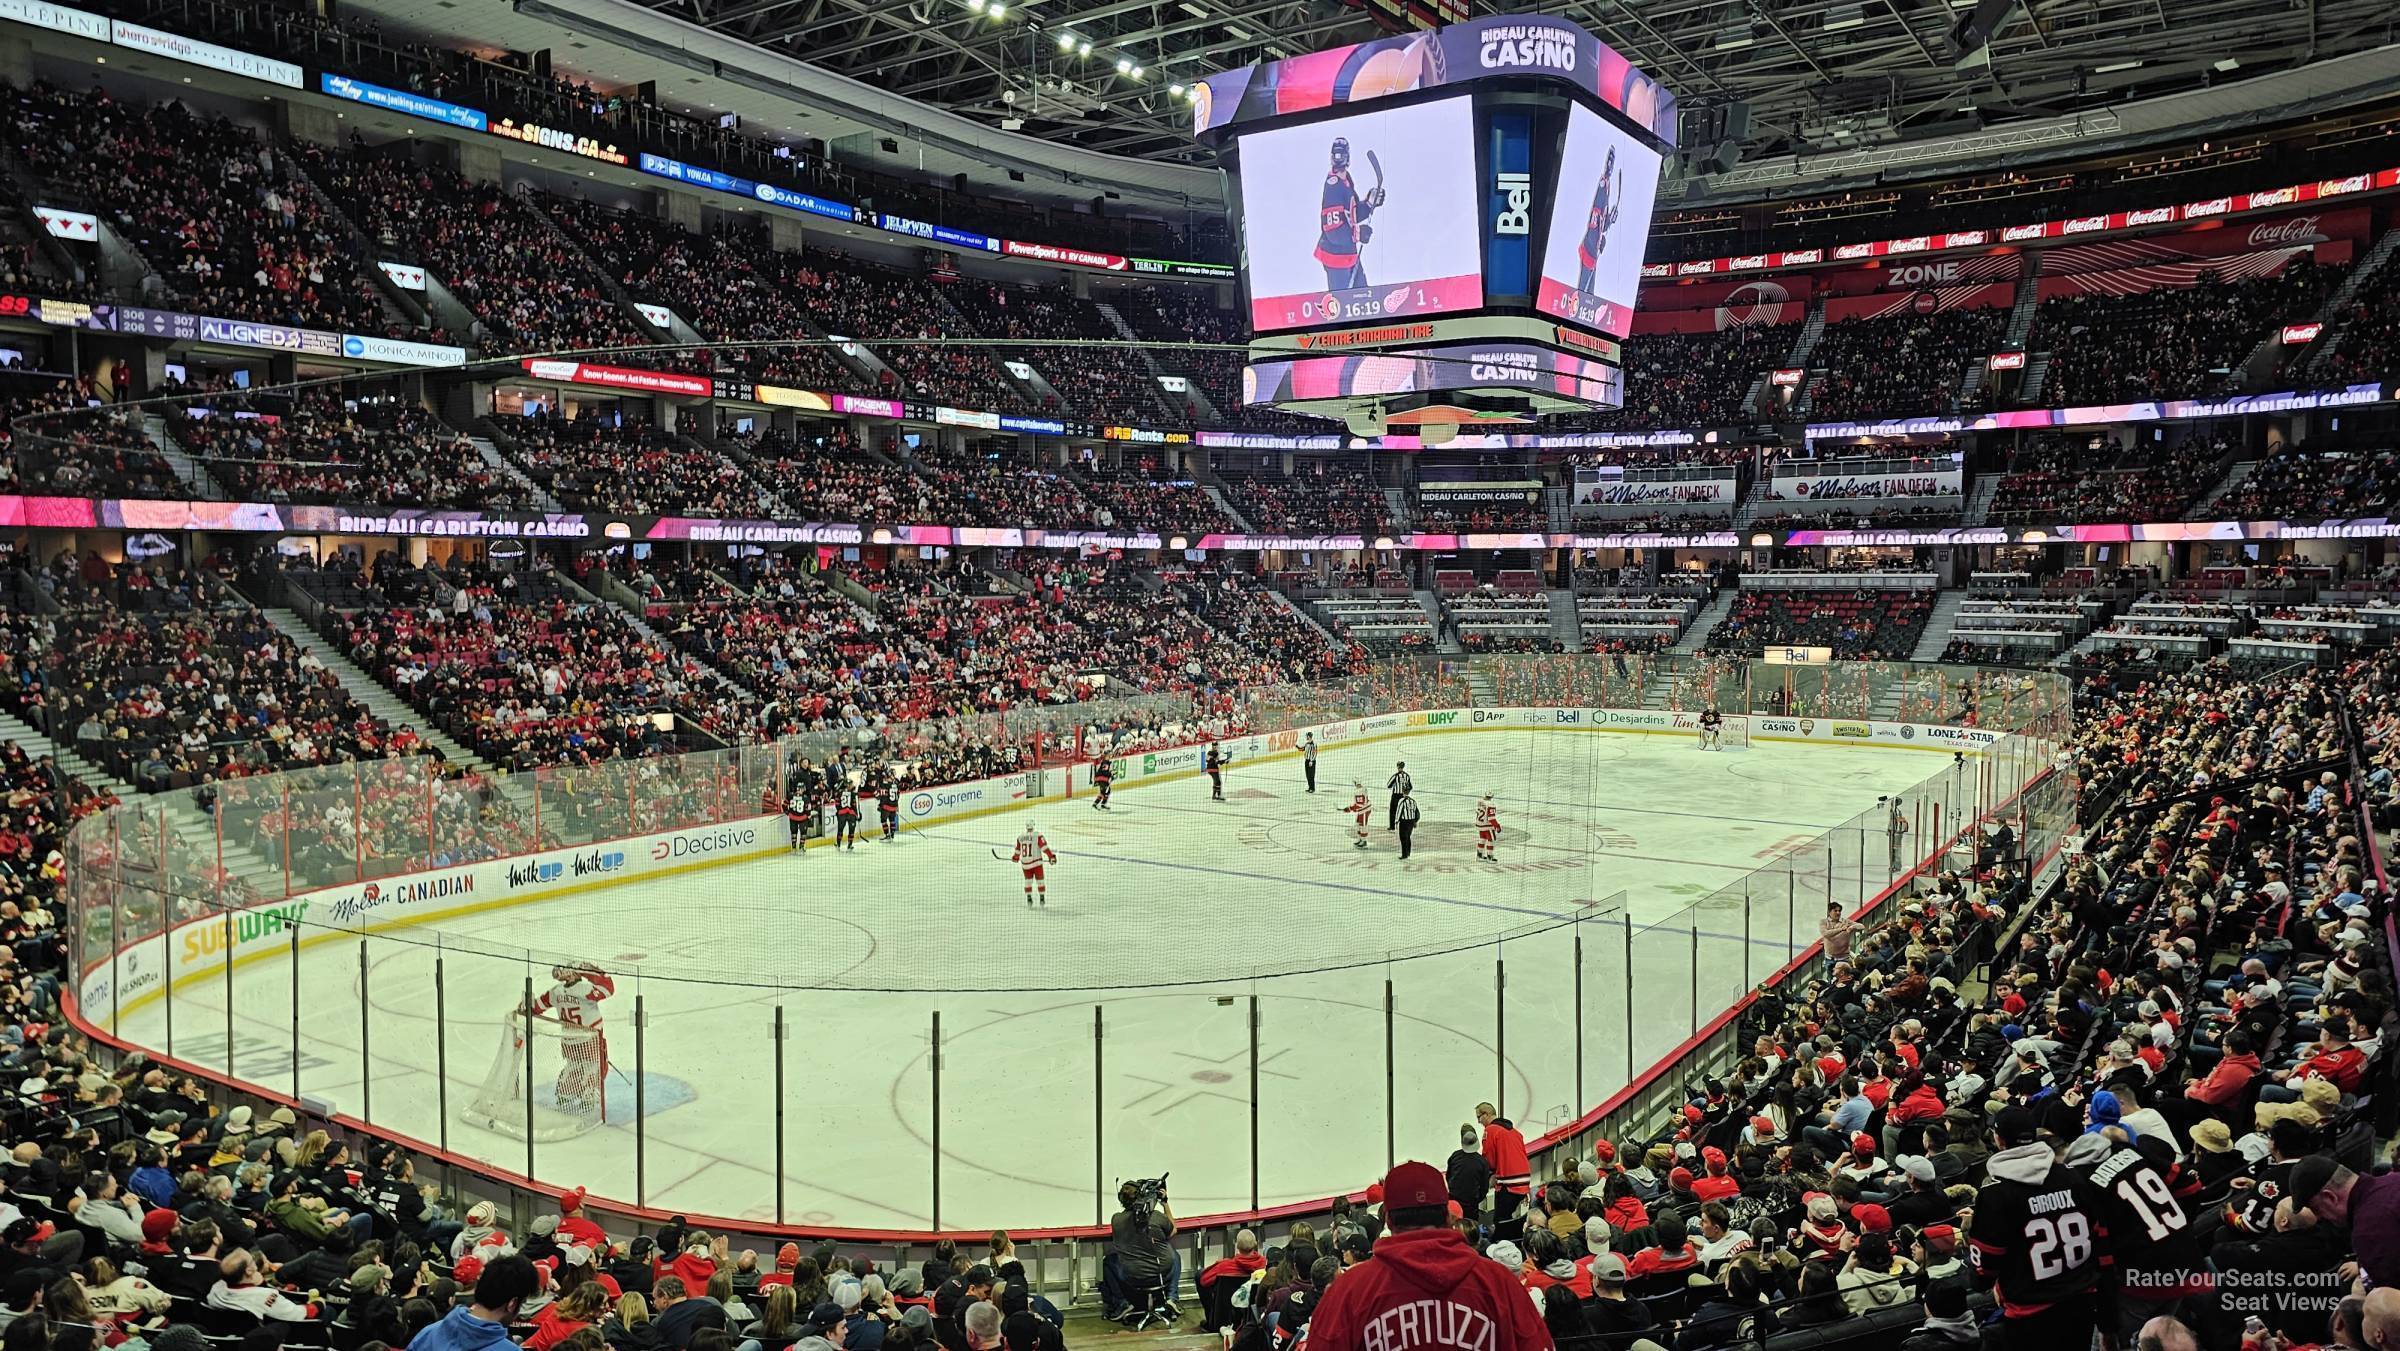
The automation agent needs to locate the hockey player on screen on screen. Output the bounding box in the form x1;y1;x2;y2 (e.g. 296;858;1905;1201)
1476;793;1500;863
1315;137;1385;290
1090;757;1115;811
1575;146;1623;296
528;963;615;1117
1699;705;1725;751
1345;781;1371;850
1011;824;1058;906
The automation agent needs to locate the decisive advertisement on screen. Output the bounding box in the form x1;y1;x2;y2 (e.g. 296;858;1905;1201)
1536;103;1663;339
1237;98;1483;332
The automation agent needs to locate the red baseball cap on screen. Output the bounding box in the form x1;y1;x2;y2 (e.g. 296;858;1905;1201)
1852;1204;1892;1233
1702;1146;1727;1168
1750;1115;1777;1138
1593;1140;1616;1163
1669;1167;1694;1189
453;1256;484;1285
1852;1132;1878;1156
1378;1161;1446;1211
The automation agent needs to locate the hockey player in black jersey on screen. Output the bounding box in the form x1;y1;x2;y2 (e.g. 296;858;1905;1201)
1574;146;1622;295
833;783;861;850
1314;137;1383;290
1968;1106;2113;1351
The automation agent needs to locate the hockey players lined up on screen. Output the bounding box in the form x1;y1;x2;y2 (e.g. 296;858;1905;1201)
1698;706;1725;751
1345;781;1372;849
1012;824;1059;906
833;783;861;850
1475;793;1500;863
1090;757;1115;811
529;963;615;1117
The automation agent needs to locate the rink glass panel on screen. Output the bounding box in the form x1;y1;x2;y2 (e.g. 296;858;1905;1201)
62;659;2070;1231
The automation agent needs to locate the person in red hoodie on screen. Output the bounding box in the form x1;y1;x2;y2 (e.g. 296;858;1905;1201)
1304;1161;1552;1351
2165;1029;2262;1133
1196;1227;1265;1331
1476;1103;1531;1239
1689;1150;1742;1205
655;1230;726;1291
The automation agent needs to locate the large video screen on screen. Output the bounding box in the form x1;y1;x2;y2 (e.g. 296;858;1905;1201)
1535;103;1663;339
1236;97;1484;332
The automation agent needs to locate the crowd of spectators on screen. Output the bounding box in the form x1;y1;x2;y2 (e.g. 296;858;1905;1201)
1987;433;2234;523
944;281;1170;426
3;83;390;335
496;415;780;518
2037;261;2344;406
2215;444;2400;521
1221;464;1401;535
1807;308;2007;421
289;141;643;356
1072;458;1235;535
12;564;422;791
337;580;710;770
1707;587;1935;660
1583;324;1794;428
2315;255;2400;386
171;393;537;509
0;374;181;500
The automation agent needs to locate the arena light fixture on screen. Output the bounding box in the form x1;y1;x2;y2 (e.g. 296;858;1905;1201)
2093;59;2143;73
1116;56;1133;73
967;0;985;12
1169;82;1185;95
1131;65;1145;77
1058;30;1077;48
1078;40;1093;55
989;4;1006;18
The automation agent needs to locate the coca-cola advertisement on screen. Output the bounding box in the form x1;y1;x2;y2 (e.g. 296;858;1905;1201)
2041;206;2365;276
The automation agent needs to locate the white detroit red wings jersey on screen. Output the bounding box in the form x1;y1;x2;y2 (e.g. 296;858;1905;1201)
1012;830;1055;864
1349;793;1371;823
535;971;616;1030
1477;802;1499;835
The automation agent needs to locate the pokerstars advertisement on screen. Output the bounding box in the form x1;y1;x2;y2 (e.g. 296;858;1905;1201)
1236;98;1484;333
1535;104;1663;339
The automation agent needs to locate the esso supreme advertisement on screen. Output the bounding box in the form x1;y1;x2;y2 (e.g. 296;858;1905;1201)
1237;97;1484;333
1535;103;1663;339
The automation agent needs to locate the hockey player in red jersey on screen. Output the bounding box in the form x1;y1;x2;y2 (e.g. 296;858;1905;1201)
1011;824;1058;906
1344;781;1371;849
1476;793;1500;863
528;964;615;1117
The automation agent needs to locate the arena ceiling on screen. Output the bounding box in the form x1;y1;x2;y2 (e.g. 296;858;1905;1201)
618;0;2400;164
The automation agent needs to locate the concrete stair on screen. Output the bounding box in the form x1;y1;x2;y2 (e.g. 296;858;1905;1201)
1961;473;2002;527
2189;460;2261;518
1909;590;1971;662
257;609;496;779
1414;588;1460;654
142;414;228;499
1464;666;1501;707
1546;588;1582;649
2018;351;2055;407
1202;483;1255;533
469;435;562;511
1783;300;1828;367
0;706;284;896
1672;589;1737;654
1731;482;1772;531
2302;226;2400;378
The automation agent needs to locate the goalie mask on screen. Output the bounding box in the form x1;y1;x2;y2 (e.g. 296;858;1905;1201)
1330;137;1351;171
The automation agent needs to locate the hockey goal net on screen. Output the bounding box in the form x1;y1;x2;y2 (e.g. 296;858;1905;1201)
1697;716;1751;751
463;1016;609;1141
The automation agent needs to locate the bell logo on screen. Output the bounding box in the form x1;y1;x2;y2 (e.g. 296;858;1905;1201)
1493;171;1532;236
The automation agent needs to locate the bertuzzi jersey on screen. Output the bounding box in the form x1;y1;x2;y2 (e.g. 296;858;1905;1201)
2070;1136;2210;1299
1967;1143;2112;1317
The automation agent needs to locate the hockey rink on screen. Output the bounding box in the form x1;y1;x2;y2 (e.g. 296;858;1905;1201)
106;729;1969;1230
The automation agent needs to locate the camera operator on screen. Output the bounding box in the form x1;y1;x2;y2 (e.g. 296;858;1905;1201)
1102;1177;1179;1322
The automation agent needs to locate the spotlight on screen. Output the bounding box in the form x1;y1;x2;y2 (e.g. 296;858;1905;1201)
1058;31;1076;48
1169;82;1184;95
1078;39;1092;54
1131;65;1144;77
1115;56;1132;72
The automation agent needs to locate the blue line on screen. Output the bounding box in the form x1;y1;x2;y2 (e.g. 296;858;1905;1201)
922;827;1814;951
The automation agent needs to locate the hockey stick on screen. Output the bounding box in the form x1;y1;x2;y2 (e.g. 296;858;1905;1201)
989;847;1013;862
1366;150;1385;204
